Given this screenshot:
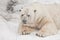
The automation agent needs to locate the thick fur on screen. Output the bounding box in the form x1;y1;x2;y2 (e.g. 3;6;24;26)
18;3;58;37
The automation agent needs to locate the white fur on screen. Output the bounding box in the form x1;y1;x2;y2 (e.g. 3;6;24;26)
19;3;58;37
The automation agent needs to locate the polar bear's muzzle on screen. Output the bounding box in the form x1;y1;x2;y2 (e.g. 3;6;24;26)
22;19;27;24
21;14;31;24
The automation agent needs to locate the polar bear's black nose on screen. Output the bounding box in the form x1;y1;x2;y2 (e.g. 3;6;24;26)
22;20;27;24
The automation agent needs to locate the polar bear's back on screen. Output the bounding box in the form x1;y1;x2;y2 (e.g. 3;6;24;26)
45;4;60;29
31;3;60;29
24;3;60;29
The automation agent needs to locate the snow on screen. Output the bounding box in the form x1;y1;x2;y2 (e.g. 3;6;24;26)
17;0;60;4
17;34;60;40
0;16;17;40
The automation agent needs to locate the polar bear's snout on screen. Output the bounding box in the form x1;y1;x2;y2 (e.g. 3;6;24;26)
22;19;27;24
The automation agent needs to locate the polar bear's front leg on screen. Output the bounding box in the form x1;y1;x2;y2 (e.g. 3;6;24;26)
36;17;57;37
36;22;57;37
20;24;36;35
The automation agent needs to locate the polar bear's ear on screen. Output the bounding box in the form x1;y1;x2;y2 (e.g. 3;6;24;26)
18;7;23;12
34;10;37;13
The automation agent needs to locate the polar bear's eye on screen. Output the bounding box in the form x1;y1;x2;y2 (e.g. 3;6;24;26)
21;14;24;16
34;10;37;13
27;15;30;17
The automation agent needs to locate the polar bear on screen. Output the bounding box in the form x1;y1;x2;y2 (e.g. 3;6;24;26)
18;3;58;37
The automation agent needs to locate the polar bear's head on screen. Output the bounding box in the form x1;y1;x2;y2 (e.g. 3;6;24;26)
20;7;37;24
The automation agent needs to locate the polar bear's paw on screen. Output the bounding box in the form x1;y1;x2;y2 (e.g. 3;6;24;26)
22;31;30;35
36;33;45;37
36;33;43;37
35;31;49;37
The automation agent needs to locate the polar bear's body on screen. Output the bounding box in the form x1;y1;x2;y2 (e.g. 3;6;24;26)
18;3;58;37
